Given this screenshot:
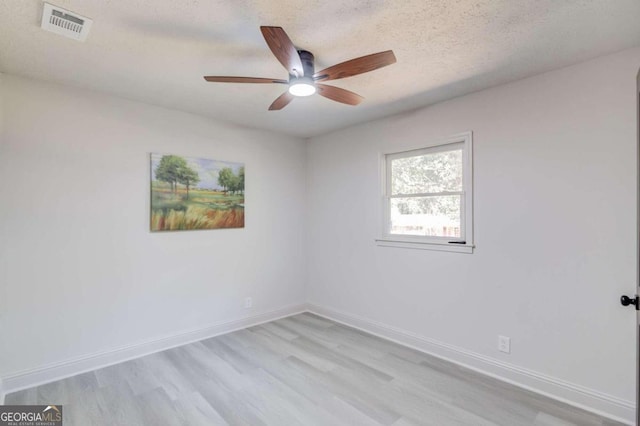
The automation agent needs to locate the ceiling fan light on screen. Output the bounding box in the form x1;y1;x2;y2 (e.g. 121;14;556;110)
288;78;316;97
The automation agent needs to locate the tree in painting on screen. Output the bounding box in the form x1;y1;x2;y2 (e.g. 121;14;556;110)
155;155;185;193
237;167;245;194
217;166;245;195
177;164;200;200
217;167;234;194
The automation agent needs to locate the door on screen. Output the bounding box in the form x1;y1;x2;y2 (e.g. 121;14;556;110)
622;68;640;426
629;70;640;426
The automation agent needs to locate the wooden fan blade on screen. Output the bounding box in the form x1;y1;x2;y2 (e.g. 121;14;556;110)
204;76;288;84
269;91;295;110
313;50;396;81
260;26;304;76
316;84;363;106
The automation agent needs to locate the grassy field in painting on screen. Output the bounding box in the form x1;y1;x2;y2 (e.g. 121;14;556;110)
151;182;244;231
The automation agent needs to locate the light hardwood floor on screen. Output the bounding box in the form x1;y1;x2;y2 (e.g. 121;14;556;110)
5;313;625;425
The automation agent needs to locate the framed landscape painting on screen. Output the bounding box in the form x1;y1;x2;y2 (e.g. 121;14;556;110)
150;153;244;231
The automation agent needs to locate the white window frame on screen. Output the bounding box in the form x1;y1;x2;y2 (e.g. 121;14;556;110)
376;131;474;253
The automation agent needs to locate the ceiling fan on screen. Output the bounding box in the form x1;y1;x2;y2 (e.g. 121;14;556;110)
203;26;396;110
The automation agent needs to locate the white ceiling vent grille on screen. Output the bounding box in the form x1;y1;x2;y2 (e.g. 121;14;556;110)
41;3;93;42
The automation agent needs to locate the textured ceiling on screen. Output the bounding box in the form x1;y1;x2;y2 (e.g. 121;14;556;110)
1;1;640;137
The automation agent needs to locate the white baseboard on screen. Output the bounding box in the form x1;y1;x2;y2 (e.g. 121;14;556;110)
1;303;306;396
307;303;635;425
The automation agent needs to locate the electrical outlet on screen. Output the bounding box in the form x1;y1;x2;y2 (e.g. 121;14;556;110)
244;297;253;309
498;335;511;353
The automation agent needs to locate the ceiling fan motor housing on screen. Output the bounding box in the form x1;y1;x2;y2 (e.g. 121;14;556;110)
297;50;315;78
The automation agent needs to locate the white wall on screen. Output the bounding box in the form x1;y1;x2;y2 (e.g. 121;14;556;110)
307;47;640;419
0;75;306;379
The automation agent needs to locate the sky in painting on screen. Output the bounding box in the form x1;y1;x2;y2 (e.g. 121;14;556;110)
151;153;243;190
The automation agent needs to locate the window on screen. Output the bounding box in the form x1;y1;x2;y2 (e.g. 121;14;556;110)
377;132;473;253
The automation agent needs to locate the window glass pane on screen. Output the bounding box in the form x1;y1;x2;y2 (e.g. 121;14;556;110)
391;149;462;195
390;195;461;238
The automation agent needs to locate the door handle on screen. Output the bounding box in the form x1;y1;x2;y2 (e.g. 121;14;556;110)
620;295;639;310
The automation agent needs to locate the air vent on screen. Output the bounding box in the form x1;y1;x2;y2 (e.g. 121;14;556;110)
41;3;93;42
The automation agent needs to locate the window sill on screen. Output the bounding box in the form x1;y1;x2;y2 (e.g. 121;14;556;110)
375;238;474;253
